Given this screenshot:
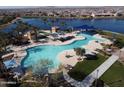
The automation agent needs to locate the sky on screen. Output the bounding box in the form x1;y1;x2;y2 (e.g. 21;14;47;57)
0;6;104;9
0;6;39;9
0;0;123;7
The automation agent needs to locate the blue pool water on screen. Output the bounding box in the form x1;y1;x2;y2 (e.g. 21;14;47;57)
21;34;97;68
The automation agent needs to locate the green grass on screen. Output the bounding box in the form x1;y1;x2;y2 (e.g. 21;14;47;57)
100;61;124;87
96;30;124;48
68;54;107;81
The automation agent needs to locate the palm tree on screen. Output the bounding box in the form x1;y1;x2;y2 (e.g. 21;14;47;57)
42;17;48;24
33;26;39;42
74;48;86;57
51;19;55;27
13;20;38;44
12;25;24;45
81;48;86;56
28;25;39;42
60;21;66;26
60;21;67;30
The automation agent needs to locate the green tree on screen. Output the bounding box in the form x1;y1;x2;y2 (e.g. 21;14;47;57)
12;20;39;44
12;23;26;45
32;26;39;42
31;59;53;78
20;59;53;87
0;15;16;25
20;69;49;87
0;32;10;52
60;21;66;27
0;55;8;79
74;48;85;57
42;17;48;23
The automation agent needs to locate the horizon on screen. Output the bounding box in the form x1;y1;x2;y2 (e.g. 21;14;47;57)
0;6;123;9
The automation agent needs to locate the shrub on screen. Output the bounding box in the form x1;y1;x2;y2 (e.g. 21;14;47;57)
31;59;53;78
74;48;85;56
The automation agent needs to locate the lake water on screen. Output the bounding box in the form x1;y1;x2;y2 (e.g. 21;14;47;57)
2;18;124;34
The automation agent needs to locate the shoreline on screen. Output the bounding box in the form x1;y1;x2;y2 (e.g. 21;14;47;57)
21;17;124;34
102;30;124;36
22;16;124;20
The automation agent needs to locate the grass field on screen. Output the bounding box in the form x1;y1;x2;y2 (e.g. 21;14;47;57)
100;61;124;87
96;30;124;48
68;54;108;81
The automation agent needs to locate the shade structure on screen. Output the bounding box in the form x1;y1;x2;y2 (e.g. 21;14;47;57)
3;59;16;69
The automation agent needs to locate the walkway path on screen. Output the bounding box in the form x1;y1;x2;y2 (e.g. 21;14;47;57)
81;54;119;87
63;48;123;87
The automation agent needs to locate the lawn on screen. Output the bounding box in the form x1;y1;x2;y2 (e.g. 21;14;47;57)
100;61;124;87
96;30;124;48
68;54;108;81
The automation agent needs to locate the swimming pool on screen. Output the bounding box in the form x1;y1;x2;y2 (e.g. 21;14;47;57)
21;34;99;69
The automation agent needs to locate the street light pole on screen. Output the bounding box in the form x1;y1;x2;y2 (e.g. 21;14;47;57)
95;69;99;87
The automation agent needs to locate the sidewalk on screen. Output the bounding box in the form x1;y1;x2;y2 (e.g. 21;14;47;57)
81;55;119;87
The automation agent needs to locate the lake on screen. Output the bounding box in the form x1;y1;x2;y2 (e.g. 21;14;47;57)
2;18;124;34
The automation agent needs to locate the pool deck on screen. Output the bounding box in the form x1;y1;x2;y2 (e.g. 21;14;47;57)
12;33;112;66
58;38;111;67
11;33;113;75
57;49;83;67
12;35;85;65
